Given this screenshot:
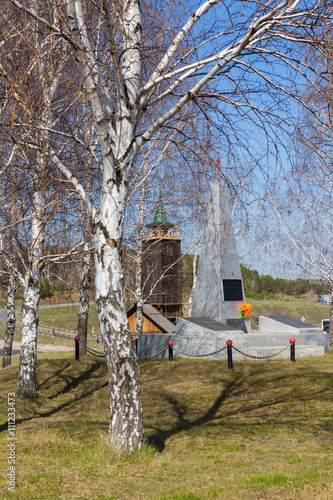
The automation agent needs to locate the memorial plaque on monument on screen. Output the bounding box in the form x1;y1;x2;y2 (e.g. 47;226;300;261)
223;279;243;302
226;318;247;333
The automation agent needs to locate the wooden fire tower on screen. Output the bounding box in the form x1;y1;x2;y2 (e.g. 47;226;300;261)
142;197;183;322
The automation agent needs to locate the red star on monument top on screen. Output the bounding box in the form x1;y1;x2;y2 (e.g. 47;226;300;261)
216;158;221;182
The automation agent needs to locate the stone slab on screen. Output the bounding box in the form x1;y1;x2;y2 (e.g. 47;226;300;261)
226;318;247;333
265;315;317;329
180;317;240;331
176;317;244;338
238;331;328;349
259;316;323;335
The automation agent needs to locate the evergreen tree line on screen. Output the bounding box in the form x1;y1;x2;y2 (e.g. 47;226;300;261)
18;256;329;302
241;265;329;298
181;256;328;299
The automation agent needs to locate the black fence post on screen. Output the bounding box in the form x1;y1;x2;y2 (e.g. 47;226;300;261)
290;338;296;362
226;340;233;370
75;336;80;361
168;340;173;361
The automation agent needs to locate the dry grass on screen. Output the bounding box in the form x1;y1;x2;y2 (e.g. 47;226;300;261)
0;350;332;499
249;298;329;329
0;324;98;349
30;304;100;337
2;296;328;337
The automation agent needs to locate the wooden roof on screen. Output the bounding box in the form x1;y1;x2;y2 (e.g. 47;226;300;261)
127;303;176;334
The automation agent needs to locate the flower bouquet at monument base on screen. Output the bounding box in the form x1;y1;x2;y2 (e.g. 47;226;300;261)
240;303;251;318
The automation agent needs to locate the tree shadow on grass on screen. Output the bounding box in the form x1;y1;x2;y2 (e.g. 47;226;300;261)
145;364;333;452
38;360;104;399
36;364;72;392
146;376;241;452
0;361;109;434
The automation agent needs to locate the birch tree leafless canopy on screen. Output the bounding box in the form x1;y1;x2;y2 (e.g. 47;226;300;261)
267;170;333;324
0;2;87;400
5;0;331;452
264;25;333;343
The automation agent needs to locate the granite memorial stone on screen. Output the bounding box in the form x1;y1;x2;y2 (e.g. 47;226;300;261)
192;181;250;332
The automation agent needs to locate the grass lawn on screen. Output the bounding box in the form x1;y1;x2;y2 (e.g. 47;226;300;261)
249;298;329;330
0;324;97;349
0;350;332;499
25;304;100;337
10;297;330;336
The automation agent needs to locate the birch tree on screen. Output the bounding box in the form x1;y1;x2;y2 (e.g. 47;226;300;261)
0;3;71;397
1;151;19;368
266;170;333;339
267;22;333;342
76;161;94;355
8;0;331;452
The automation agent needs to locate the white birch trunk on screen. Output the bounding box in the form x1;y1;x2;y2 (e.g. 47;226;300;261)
94;183;143;453
77;239;91;355
2;274;17;368
188;246;198;318
16;264;40;398
135;195;144;336
65;0;145;452
17;189;44;398
135;249;144;338
329;285;333;345
3;170;18;369
135;168;148;337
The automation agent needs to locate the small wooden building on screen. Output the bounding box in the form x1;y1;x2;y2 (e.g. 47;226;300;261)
127;303;176;338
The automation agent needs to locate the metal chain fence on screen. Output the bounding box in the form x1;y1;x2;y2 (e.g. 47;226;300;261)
138;346;169;360
77;340;168;360
76;339;325;362
231;345;288;360
78;341;106;358
173;345;228;358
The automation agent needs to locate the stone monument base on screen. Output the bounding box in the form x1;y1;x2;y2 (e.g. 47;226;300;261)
136;316;329;360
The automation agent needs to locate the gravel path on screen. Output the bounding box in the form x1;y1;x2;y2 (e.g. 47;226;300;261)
0;340;73;353
0;307;96;341
0;305;93;353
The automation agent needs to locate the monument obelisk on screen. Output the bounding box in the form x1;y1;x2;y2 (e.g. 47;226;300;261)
192;180;250;332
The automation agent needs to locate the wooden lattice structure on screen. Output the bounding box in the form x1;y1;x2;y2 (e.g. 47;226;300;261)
142;198;183;321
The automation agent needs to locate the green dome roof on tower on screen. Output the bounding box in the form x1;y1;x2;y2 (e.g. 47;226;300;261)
147;192;174;227
152;200;168;224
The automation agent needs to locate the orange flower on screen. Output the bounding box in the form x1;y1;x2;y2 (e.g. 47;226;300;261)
240;303;251;318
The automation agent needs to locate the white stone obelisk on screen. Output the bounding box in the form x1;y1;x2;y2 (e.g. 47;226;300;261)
192;181;250;332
